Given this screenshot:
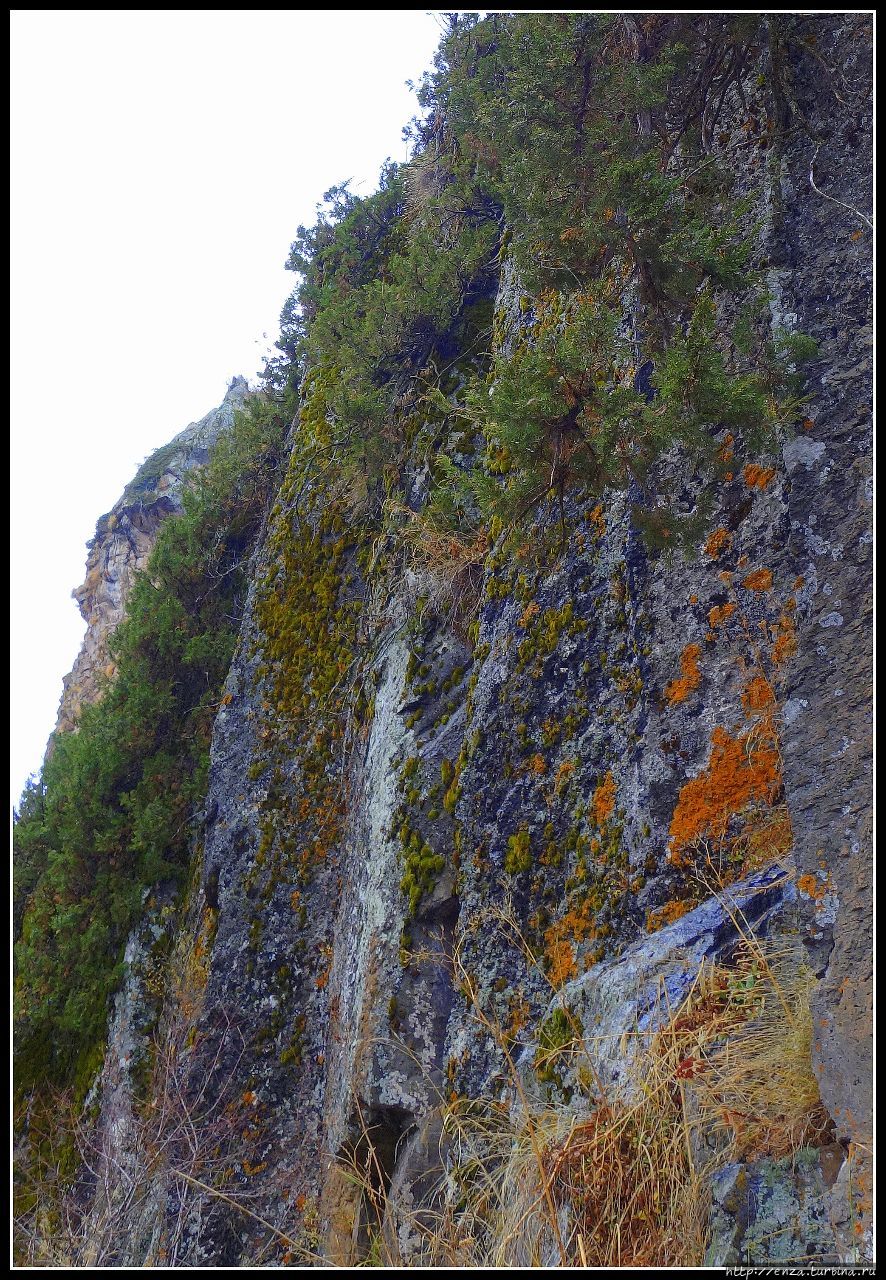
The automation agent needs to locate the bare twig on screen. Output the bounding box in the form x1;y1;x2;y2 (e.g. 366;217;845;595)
809;146;873;230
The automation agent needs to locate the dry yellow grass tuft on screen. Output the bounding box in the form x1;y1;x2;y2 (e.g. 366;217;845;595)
386;500;488;636
353;907;832;1268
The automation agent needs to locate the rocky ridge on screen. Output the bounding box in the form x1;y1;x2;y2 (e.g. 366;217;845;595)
54;376;251;735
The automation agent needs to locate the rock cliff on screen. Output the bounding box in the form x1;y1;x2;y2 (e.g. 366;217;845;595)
14;14;872;1269
54;377;251;735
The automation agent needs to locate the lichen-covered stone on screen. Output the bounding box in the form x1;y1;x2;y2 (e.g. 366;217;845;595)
64;17;871;1267
706;1150;861;1267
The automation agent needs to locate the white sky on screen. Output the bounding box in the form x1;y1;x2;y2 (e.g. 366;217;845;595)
10;8;444;809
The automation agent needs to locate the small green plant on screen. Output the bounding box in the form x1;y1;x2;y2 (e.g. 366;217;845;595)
505;828;532;875
534;1007;574;1083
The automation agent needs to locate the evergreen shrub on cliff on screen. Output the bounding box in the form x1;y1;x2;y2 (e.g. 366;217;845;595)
418;14;815;541
13;396;287;1093
269;14;814;551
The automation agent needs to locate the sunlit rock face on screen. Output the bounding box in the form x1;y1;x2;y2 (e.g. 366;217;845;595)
53;377;250;736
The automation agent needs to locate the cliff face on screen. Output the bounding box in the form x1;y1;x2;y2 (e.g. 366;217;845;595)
21;14;872;1269
54;377;251;735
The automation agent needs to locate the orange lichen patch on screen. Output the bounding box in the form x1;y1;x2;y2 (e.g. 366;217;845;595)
544;898;598;988
588;503;606;539
793;576;805;590
553;759;576;795
545;937;578;989
591;771;617;824
668;725;781;856
221;691;233;706
772;610;798;664
742;676;775;715
737;554;749;569
665;643;702;704
689;594;699;605
704;527;732;559
528;753;547;776
519;600;540;629
708;602;736;629
797;871;831;901
717;432;735;463
646;898;692;933
741;568;773;592
743;463;776;490
718;570;733;584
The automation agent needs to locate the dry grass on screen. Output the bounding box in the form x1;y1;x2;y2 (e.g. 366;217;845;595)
344;908;831;1269
403;148;449;229
686;947;831;1163
386;500;488;636
21;901;828;1267
13;936;325;1268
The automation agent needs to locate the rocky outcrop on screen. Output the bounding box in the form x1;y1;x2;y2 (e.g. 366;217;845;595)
67;15;871;1269
53;377;251;735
